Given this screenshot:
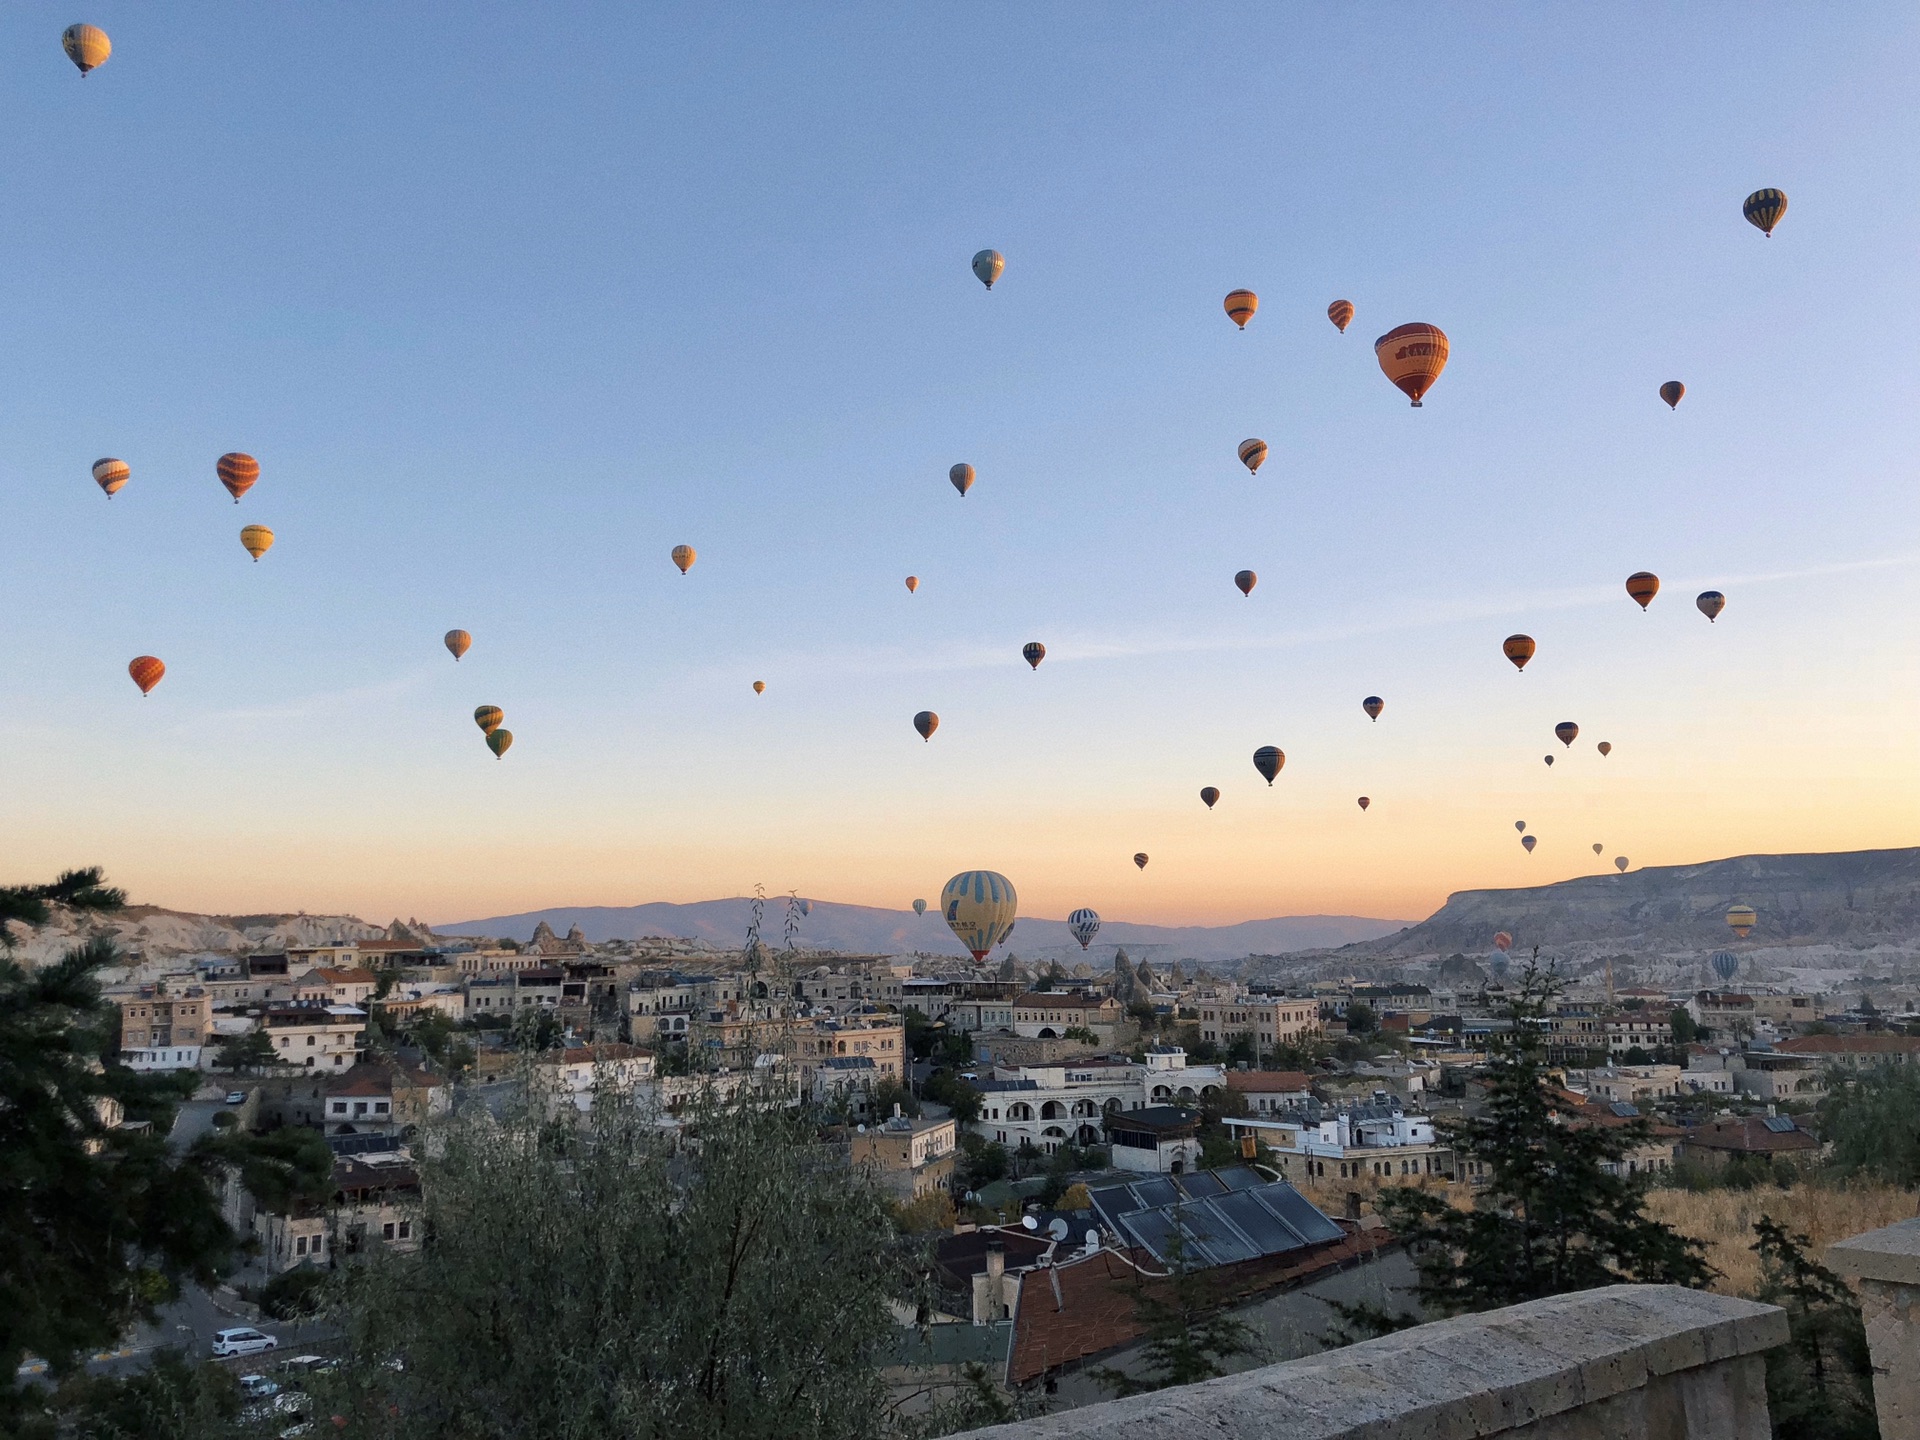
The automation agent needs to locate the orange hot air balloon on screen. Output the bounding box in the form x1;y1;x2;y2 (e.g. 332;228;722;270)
671;544;695;574
1253;746;1284;785
62;23;111;74
474;706;503;735
1522;835;1537;853
1224;289;1258;328
217;453;259;503
1234;569;1256;597
913;710;938;742
1200;786;1219;809
904;576;919;594
1697;591;1725;623
1660;381;1685;409
1503;634;1536;672
128;655;165;695
1022;642;1046;670
1357;796;1370;811
1493;932;1513;952
752;680;765;695
1597;741;1612;756
1555;721;1579;748
1237;438;1268;474
949;464;974;496
1374;322;1449;407
487;729;513;759
239;524;275;561
1362;696;1384;722
1133;852;1149;870
1328;299;1354;333
92;458;130;497
1626;572;1659;610
444;630;471;661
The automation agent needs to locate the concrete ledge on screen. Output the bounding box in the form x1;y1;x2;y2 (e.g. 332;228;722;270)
1827;1216;1920;1287
959;1285;1786;1440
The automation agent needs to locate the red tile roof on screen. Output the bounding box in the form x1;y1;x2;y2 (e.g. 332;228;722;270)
1678;1117;1818;1156
1226;1071;1313;1094
1775;1034;1920;1056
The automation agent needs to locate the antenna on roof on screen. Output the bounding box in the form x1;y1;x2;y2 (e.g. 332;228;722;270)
1048;1218;1069;1242
1021;1215;1038;1231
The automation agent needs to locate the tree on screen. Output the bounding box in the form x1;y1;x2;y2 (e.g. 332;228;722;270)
1090;1229;1263;1396
0;879;237;1426
922;1070;981;1125
313;1090;909;1440
1370;963;1712;1319
212;1029;278;1074
0;867;126;945
1669;1007;1697;1045
1751;1216;1877;1440
509;1005;564;1052
870;1077;919;1120
36;1347;244;1440
1819;1063;1920;1187
1345;1001;1378;1035
194;1126;336;1214
1062;1026;1098;1045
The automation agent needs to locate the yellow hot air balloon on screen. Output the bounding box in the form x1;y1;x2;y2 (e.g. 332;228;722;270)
1237;439;1268;474
239;524;274;562
487;728;513;759
1743;189;1787;237
752;680;766;694
1503;635;1536;672
62;24;110;74
941;869;1017;958
1725;904;1756;938
1223;289;1258;328
92;458;130;497
474;706;503;735
671;544;695;574
1626;572;1659;610
444;630;471;661
1374;322;1449;407
1327;300;1354;333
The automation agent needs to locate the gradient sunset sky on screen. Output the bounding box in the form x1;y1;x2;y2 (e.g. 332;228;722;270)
3;6;1917;928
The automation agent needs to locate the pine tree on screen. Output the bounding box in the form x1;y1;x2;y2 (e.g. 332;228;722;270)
1751;1216;1878;1440
1091;1229;1263;1395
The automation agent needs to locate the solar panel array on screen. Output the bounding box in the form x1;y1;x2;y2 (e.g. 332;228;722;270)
1086;1167;1345;1267
1762;1115;1799;1133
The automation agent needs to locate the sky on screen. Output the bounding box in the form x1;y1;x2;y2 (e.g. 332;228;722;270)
2;6;1917;929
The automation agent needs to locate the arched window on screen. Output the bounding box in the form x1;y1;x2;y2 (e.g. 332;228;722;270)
1041;1100;1065;1120
1008;1102;1034;1122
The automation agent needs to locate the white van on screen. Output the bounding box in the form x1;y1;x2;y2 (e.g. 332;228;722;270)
212;1327;279;1358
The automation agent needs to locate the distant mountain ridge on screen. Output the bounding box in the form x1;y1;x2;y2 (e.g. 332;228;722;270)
435;899;1410;965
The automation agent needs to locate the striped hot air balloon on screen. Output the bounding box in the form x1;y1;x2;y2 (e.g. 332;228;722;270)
487;729;513;759
912;898;928;916
217;453;259;503
1711;950;1740;983
1493;932;1513;952
128;655;165;695
1660;381;1685;409
1363;696;1384;722
1022;642;1045;670
1133;853;1149;870
1237;439;1268;474
1555;721;1579;748
1067;908;1101;949
913;710;938;742
950;463;974;496
1626;572;1660;610
671;544;695;574
1253;746;1284;785
62;23;110;74
1503;635;1536;672
92;458;130;497
444;630;471;661
239;524;274;562
1234;570;1256;597
1725;905;1756;939
1374;322;1448;406
1223;289;1258;328
942;870;1017;959
1200;787;1219;809
1522;835;1537;853
474;706;503;735
1697;591;1725;623
1328;299;1354;333
972;250;1005;289
1743;189;1787;236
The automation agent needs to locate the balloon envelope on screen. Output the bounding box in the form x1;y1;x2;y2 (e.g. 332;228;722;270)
972;249;1005;289
1199;787;1219;809
1711;950;1740;982
1597;741;1612;756
1357;796;1370;811
1615;856;1629;872
217;453;259;503
1068;908;1101;949
1544;755;1555;767
752;681;765;694
950;463;974;496
239;524;274;561
128;655;165;695
671;544;695;574
1697;591;1725;623
912;898;928;916
1660;381;1685;409
1374;322;1449;406
913;710;938;742
1743;188;1787;236
92;458;129;496
942;870;1017;959
1515;821;1526;832
1328;299;1354;333
474;706;503;735
1593;843;1604;855
487;729;513;759
1726;905;1756;938
1503;635;1536;672
444;630;471;661
1363;696;1384;722
1555;721;1579;748
904;576;918;594
1626;572;1659;609
1133;853;1149;870
1493;932;1513;952
1223;290;1258;328
1234;569;1256;596
62;23;111;73
1253;746;1284;785
1022;642;1045;670
1522;835;1537;852
1237;439;1267;474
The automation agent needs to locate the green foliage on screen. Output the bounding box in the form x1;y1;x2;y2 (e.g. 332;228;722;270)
0;920;236;1412
0;867;126;945
870;1077;920;1120
1317;1295;1419;1347
260;1262;330;1320
1669;1007;1698;1045
1371;963;1713;1318
213;1028;279;1073
892;1190;956;1234
1090;1229;1264;1396
956;1132;1007;1189
922;1069;981;1124
1345;1000;1378;1035
1818;1062;1920;1187
1062;1025;1099;1045
32;1347;244;1440
195;1126;336;1214
408;1009;473;1074
1751;1216;1877;1440
1666;1153;1805;1193
509;1005;564;1052
313;1090;909;1440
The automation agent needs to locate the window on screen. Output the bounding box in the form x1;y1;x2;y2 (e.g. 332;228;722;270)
398;1221;412;1239
383;1223;396;1240
296;1236;308;1255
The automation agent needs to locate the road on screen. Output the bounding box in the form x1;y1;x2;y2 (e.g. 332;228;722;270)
15;1283;338;1382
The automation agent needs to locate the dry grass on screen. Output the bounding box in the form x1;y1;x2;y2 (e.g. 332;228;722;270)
1644;1183;1918;1297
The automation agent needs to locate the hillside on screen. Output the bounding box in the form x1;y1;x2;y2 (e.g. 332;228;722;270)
6;905;404;974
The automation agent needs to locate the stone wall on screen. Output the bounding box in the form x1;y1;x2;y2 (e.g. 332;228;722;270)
958;1284;1785;1440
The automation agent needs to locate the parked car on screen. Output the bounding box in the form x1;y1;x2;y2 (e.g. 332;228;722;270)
212;1327;279;1358
238;1374;281;1399
225;1092;247;1105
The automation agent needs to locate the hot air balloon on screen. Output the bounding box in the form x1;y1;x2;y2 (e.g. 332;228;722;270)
671;544;695;574
128;655;164;695
217;453;259;503
1363;696;1384;722
239;524;274;562
913;710;938;742
1743;189;1787;237
905;576;919;594
752;680;765;694
1200;787;1219;809
942;870;1017;959
1234;569;1257;597
1515;821;1526;832
1328;299;1354;333
1068;908;1101;949
1697;591;1725;623
62;24;110;74
487;729;513;759
912;898;928;916
1357;796;1370;811
1597;742;1612;757
92;458;129;497
1223;290;1258;328
1490;952;1511;980
474;706;503;735
444;630;471;661
799;899;812;916
1133;853;1149;870
1544;755;1555;767
1726;905;1756;939
1660;381;1685;410
1626;572;1659;610
1022;642;1046;670
972;250;1005;289
1503;635;1536;672
1493;932;1513;952
1710;950;1740;983
950;463;974;496
1592;843;1604;855
1555;721;1579;748
1615;856;1628;872
1522;835;1537;853
1374;322;1449;407
1237;439;1268;474
1253;746;1284;785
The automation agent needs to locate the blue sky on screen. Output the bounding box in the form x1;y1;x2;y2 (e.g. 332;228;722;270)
2;6;1916;926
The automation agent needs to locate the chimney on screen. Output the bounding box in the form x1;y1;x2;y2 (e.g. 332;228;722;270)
984;1240;1005;1287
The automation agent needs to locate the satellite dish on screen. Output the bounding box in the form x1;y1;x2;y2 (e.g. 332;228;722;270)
1048;1218;1070;1242
1021;1215;1039;1231
1084;1229;1100;1249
